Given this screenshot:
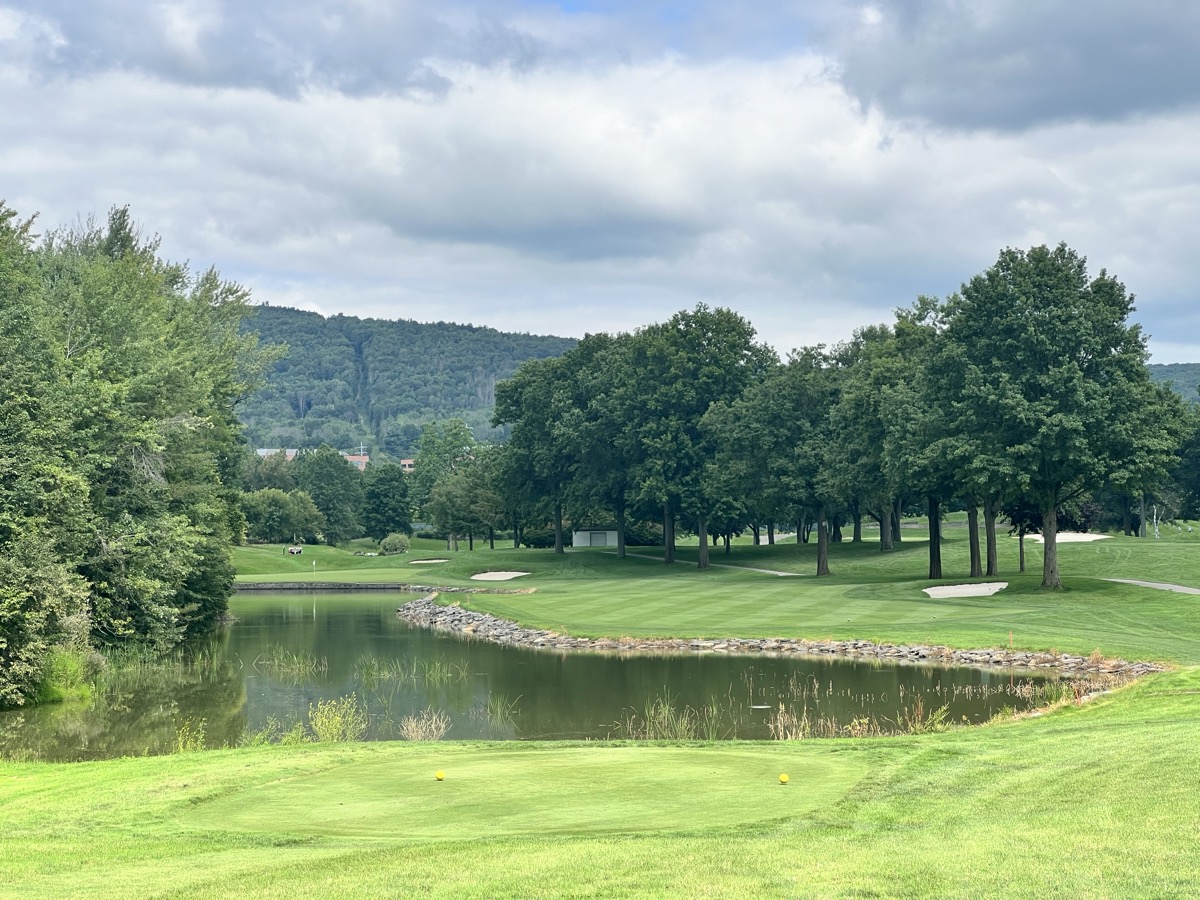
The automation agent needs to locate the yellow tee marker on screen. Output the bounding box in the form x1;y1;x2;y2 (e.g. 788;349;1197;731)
435;771;445;781
779;773;789;784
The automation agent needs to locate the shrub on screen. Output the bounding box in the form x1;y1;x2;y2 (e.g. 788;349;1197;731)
308;693;368;742
399;706;452;741
380;532;411;555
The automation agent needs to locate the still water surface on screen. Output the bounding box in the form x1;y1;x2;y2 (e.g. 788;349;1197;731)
0;593;1056;760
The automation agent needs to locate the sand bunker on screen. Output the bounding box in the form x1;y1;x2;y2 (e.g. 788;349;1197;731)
470;571;530;581
409;558;450;564
1028;533;1111;543
923;582;1008;599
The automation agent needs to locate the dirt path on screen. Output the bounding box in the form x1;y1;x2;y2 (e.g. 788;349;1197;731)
1105;578;1200;595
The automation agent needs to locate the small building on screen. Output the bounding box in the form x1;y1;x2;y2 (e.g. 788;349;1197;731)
571;527;619;548
341;452;369;471
256;448;299;461
399;458;415;473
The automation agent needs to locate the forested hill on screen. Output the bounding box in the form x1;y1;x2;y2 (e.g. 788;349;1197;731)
1149;363;1200;402
237;305;577;454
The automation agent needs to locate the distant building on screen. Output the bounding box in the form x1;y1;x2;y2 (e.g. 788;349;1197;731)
341;452;369;471
256;448;298;461
400;458;415;473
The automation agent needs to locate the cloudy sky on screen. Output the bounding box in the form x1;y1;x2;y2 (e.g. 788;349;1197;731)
3;1;1198;360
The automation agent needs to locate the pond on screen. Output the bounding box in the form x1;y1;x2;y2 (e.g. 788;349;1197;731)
0;593;1062;761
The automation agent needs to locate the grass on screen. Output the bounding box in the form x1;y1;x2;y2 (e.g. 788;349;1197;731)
2;670;1200;896
3;525;1196;896
236;524;1200;665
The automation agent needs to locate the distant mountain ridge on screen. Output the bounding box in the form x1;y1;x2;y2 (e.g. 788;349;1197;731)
237;305;577;456
1149;363;1200;402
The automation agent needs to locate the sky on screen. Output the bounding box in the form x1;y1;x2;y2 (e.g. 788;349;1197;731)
3;0;1198;361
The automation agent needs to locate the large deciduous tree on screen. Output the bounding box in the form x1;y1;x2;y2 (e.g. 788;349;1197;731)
945;244;1178;589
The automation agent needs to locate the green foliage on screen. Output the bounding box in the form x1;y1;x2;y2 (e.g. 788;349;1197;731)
242;488;324;544
294;446;364;545
0;201;272;703
361;463;412;540
1149;362;1200;402
308;693;368;742
379;532;410;555
236;305;576;450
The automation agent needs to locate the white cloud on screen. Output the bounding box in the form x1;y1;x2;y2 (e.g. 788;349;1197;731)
1;3;1198;362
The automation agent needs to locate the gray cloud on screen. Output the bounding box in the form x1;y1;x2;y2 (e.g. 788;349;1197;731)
1;0;560;97
813;0;1200;130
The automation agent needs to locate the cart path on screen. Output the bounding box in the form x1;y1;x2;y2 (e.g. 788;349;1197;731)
611;551;805;577
1105;578;1200;595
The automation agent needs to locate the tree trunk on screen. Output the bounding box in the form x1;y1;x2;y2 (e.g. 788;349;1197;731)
880;505;894;552
468;531;474;552
489;527;495;550
1041;504;1062;588
767;523;775;545
553;502;564;555
697;513;710;569
927;496;942;580
983;497;998;577
831;518;843;543
724;532;731;554
851;502;863;543
796;519;803;543
663;502;675;564
892;498;903;543
513;516;521;549
967;505;982;578
1019;531;1026;573
1121;496;1132;536
1139;494;1147;538
816;508;831;576
752;523;761;545
616;502;627;559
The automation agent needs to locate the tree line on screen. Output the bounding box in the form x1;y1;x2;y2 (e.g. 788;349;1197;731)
0;204;273;707
484;244;1195;587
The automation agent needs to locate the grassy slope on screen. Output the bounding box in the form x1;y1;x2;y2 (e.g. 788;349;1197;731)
3;670;1199;897
235;526;1200;665
4;528;1196;897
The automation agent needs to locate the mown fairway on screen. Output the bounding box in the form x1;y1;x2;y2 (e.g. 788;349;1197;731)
4;526;1199;898
236;525;1200;664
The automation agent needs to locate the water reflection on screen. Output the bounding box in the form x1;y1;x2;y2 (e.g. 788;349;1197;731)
0;593;1059;760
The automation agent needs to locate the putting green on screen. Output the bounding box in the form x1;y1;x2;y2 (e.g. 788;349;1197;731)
183;745;866;841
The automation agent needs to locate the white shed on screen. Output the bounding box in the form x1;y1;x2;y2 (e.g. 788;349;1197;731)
571;528;619;548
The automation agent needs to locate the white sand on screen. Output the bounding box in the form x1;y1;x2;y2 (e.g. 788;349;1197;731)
923;582;1008;599
409;558;450;564
1027;533;1111;543
470;571;530;581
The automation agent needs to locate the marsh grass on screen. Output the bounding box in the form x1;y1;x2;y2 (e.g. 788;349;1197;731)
256;645;328;678
472;692;521;729
398;706;451;741
308;694;368;742
354;655;470;688
173;717;207;752
618;690;735;740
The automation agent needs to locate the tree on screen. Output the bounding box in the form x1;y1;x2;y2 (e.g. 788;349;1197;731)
294;446;364;545
242;488;324;543
945;244;1180;588
361;463;413;541
410;419;477;517
618;305;775;568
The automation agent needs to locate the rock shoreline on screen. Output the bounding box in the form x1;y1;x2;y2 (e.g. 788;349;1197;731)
396;597;1167;678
